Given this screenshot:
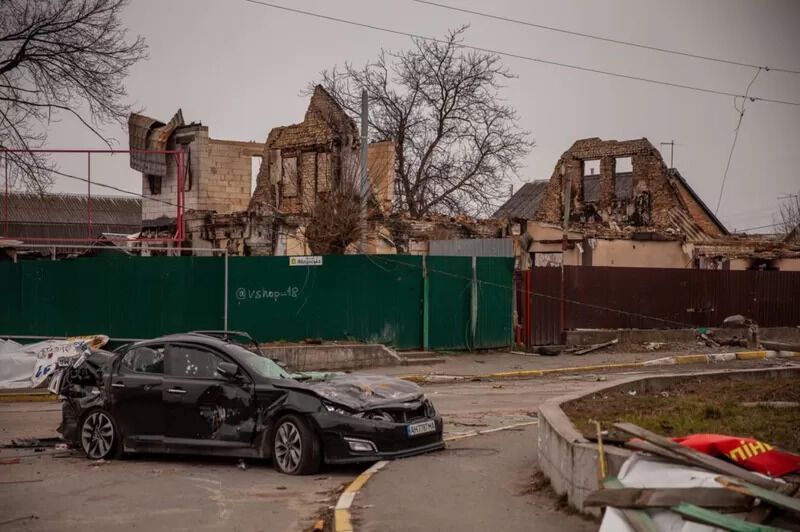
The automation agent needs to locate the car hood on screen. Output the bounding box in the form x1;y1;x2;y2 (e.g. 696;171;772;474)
307;374;425;411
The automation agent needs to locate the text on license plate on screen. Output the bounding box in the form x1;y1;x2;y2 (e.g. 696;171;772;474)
406;420;436;437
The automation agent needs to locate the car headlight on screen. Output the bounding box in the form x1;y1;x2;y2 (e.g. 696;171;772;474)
322;401;355;416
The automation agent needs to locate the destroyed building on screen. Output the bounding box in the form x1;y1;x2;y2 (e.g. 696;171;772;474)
128;87;501;256
494;137;800;270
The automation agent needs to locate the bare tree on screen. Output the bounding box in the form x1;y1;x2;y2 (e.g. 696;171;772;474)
0;0;147;192
773;192;800;235
311;26;532;218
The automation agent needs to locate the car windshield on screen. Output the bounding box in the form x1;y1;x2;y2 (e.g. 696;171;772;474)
228;345;292;380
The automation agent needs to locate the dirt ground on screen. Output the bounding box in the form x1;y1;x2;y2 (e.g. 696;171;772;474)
564;374;800;452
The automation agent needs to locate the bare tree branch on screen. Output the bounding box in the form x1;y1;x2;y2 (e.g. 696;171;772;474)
310;26;532;218
0;0;147;190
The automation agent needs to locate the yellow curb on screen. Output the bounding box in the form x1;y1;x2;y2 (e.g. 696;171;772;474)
0;393;57;403
736;350;768;360
672;354;712;364
333;460;388;532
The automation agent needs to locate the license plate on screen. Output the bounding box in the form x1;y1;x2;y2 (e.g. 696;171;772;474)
406;420;436;437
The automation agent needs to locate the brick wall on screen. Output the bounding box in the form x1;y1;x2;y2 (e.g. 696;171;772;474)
534;137;705;233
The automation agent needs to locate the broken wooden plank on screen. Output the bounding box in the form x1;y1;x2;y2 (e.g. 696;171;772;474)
625;439;694;465
584;487;752;509
671;503;788;532
613;423;784;491
573;338;618;356
602;477;660;532
717;477;800;515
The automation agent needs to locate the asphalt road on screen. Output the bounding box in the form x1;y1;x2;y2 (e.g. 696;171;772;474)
0;403;358;532
354;425;596;532
1;358;793;531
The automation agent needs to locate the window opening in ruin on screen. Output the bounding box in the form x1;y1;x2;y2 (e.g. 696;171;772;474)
147;175;162;195
582;160;601;203
282;157;298;198
614;157;633;200
251;156;262;194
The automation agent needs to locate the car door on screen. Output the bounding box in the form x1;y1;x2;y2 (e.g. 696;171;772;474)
163;343;256;447
111;344;166;443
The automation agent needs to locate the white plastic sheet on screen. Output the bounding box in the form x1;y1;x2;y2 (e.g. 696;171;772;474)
0;336;108;389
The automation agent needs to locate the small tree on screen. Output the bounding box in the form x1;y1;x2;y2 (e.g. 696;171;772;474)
774;192;800;236
0;0;147;192
312;26;532;218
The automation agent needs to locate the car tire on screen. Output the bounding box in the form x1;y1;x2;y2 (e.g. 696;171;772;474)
271;414;321;475
79;408;121;460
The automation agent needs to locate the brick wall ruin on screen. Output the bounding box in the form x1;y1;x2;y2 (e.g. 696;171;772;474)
249;86;393;217
139;123;264;223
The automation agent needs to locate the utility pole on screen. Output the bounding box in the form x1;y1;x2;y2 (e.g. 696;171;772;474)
660;140;675;169
560;164;571;343
359;89;369;254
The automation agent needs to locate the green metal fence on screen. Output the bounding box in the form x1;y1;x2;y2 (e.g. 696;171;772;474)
0;254;513;350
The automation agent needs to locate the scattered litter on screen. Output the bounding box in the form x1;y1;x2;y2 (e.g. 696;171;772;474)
311;519;325;531
0;458;22;465
237;459;247;471
492;384;504;389
643;341;666;351
473;360;486;364
275;485;286;490
627;390;637;396
659;391;670;398
572;338;619;356
89;459;108;467
54;443;68;451
313;476;330;481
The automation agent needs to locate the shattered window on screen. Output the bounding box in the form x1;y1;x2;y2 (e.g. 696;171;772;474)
121;346;165;374
167;345;226;379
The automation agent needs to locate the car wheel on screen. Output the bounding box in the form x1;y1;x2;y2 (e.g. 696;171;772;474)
80;408;120;460
272;414;320;475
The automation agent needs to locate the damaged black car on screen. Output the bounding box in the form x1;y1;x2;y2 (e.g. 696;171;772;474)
52;333;444;474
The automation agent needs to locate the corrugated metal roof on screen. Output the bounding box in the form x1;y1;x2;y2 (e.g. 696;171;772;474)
492;181;549;220
2;192;141;228
429;238;514;257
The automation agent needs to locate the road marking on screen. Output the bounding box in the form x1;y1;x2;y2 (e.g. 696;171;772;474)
332;421;539;532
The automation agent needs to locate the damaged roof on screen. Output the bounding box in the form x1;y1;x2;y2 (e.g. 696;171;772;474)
1;192;141;243
492;180;549;220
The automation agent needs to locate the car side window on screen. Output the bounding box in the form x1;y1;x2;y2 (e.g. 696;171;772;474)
167;345;226;379
121;346;165;374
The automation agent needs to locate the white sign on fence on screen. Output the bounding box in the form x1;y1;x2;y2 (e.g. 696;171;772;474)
289;256;323;267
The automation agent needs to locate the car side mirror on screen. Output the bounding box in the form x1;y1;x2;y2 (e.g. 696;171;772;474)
217;362;240;379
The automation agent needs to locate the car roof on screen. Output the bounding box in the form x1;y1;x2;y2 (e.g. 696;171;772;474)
132;333;238;351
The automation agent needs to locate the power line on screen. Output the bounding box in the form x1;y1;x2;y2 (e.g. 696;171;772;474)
409;0;800;75
715;68;761;214
242;0;800;107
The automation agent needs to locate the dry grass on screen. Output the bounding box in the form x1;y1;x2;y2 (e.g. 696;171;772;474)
563;375;800;452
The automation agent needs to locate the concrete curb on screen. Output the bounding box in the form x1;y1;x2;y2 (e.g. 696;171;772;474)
536;366;800;514
331;421;539;532
400;350;800;384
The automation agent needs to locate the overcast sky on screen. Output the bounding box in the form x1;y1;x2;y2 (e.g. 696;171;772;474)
45;0;800;232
